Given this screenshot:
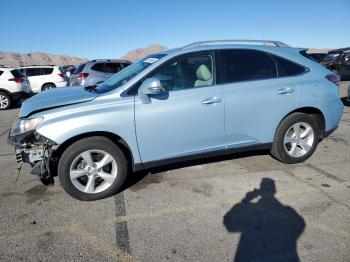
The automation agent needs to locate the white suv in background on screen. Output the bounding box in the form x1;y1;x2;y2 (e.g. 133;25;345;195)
18;65;68;93
0;66;32;110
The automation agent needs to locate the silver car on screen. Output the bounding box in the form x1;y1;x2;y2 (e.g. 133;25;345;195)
69;59;131;86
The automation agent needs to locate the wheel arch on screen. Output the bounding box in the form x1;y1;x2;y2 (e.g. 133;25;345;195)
53;131;136;171
279;107;326;138
42;82;56;89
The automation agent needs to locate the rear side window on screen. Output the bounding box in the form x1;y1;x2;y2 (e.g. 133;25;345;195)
274;56;306;77
26;68;43;77
219;50;277;83
91;63;105;72
73;64;85;74
41;68;53;75
104;63;123;73
122;63;131;68
10;69;24;78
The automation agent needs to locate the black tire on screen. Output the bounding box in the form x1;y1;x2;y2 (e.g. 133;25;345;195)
58;136;128;201
42;83;56;91
271;112;320;164
0;92;12;110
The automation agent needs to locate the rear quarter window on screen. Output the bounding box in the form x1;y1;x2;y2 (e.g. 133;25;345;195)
0;70;3;76
274;56;306;77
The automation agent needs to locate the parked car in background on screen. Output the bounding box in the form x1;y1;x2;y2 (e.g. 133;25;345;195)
18;65;68;93
69;59;131;86
0;66;32;110
321;47;350;80
9;40;344;201
61;65;76;78
308;53;327;63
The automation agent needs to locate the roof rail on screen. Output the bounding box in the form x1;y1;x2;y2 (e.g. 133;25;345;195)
182;40;290;49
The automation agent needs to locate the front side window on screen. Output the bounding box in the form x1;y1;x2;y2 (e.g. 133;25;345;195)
147;53;214;91
220;49;277;84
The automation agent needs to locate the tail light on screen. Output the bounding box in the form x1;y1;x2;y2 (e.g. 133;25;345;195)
78;72;89;78
325;74;340;86
9;77;24;83
58;73;65;79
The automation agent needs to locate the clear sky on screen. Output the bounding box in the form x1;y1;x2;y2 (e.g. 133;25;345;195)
1;0;349;59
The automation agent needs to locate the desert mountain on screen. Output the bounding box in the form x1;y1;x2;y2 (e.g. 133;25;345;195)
120;44;167;61
0;52;86;67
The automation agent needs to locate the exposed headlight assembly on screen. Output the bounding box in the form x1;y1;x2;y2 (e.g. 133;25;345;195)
10;117;44;137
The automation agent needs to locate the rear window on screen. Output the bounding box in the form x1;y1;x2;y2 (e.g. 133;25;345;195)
219;49;277;83
10;69;24;78
274;56;306;77
73;64;85;74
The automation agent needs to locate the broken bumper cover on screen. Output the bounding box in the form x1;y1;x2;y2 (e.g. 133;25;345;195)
8;130;57;184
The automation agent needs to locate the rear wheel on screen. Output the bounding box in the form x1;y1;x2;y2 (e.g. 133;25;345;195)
58;137;128;201
42;83;56;91
0;92;12;110
271;113;320;164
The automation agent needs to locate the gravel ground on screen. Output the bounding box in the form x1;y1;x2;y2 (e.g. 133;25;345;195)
0;82;349;262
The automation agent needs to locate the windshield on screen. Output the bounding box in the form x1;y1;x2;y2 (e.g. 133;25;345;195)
95;54;167;93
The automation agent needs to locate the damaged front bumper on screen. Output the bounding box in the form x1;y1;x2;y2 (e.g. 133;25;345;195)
8;130;58;185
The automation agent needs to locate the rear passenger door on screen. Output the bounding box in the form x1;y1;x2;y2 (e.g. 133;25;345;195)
218;49;301;147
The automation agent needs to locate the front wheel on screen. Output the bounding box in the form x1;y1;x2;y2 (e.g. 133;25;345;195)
271;113;320;164
42;83;56;91
58;137;128;201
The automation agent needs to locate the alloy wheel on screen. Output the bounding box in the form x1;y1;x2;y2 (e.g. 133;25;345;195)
0;95;9;109
283;122;315;158
69;149;118;193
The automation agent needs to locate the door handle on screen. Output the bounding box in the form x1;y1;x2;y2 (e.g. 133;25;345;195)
201;97;222;105
277;87;294;94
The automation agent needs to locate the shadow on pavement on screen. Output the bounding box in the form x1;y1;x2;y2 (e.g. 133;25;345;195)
119;149;270;192
223;178;305;262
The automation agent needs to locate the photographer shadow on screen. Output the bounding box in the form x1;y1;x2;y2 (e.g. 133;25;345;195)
223;178;305;262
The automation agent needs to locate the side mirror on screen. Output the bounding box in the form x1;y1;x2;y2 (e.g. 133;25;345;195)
138;77;163;104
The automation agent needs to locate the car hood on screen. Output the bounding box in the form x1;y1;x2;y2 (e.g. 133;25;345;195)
19;86;97;118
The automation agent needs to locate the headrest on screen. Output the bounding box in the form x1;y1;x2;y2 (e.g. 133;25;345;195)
196;64;212;81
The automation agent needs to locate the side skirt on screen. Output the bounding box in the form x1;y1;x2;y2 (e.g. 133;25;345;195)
134;143;272;171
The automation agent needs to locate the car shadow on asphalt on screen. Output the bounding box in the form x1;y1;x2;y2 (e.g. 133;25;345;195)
223;178;305;262
119;149;270;192
341;97;349;107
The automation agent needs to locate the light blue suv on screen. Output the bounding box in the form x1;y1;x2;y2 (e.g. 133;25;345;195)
9;40;344;201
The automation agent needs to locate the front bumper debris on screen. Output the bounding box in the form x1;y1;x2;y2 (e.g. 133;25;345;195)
9;130;57;185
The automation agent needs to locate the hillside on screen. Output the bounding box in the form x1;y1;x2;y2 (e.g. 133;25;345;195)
0;52;86;67
120;44;167;61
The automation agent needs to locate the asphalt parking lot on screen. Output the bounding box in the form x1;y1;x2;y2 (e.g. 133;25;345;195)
0;82;349;262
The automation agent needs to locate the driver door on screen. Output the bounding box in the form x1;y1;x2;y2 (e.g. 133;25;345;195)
134;52;225;164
